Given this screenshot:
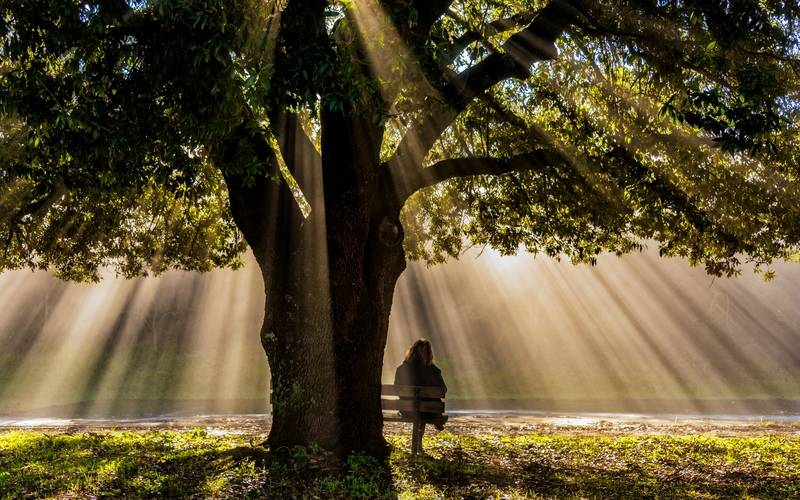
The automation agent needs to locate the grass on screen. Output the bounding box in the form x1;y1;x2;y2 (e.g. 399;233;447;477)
1;430;798;499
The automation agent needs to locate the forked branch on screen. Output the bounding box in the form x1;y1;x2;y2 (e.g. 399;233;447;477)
389;0;585;180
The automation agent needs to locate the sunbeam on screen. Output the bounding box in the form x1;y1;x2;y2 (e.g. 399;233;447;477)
2;245;800;419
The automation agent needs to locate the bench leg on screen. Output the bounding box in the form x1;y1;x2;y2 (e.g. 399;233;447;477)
411;421;425;455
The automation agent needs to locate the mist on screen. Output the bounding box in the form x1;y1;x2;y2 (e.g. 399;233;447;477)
2;247;799;418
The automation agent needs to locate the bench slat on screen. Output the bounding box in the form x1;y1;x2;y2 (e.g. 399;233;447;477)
383;412;449;425
381;383;448;455
380;384;445;398
381;399;445;413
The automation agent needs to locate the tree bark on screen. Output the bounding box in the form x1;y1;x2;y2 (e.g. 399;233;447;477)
222;110;405;458
258;201;406;458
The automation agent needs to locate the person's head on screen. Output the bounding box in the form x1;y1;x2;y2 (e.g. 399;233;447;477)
404;339;434;365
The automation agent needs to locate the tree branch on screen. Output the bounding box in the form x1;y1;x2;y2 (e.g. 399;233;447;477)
441;13;533;65
385;0;454;40
388;0;585;182
218;116;317;294
399;149;563;200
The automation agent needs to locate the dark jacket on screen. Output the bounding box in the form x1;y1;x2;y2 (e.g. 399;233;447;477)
393;361;447;418
394;361;447;391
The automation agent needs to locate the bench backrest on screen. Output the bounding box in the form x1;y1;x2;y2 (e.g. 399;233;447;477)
381;384;445;414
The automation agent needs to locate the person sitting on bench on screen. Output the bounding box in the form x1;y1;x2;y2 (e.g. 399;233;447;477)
394;338;447;430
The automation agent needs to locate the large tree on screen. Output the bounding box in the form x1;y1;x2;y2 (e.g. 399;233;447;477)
2;0;799;457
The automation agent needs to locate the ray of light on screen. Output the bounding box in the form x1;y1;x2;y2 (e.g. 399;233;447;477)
2;249;799;417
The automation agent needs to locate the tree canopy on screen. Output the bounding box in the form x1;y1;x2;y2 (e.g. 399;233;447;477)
2;0;800;279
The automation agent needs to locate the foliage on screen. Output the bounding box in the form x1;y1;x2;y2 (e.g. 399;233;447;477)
1;429;798;498
0;0;261;280
402;0;800;276
1;0;799;280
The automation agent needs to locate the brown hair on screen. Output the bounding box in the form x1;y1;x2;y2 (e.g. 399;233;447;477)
404;339;434;365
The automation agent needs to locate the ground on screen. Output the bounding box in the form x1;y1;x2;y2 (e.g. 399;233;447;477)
1;415;799;498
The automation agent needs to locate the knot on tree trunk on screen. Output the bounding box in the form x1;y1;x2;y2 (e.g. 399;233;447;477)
377;215;404;247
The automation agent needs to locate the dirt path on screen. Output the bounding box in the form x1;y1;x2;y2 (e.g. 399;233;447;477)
2;413;799;437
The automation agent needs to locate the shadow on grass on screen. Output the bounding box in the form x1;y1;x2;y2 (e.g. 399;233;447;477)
0;431;400;499
3;431;799;499
0;430;239;498
394;446;800;499
520;459;800;499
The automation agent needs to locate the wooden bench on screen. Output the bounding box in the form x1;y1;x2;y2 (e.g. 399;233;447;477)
381;384;448;455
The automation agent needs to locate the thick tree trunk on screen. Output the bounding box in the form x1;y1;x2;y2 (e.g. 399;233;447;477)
222;111;405;458
262;214;406;457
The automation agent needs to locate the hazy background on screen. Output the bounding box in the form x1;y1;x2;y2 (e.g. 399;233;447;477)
1;246;799;417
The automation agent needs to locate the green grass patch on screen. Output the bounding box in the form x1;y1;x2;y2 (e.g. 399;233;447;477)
1;430;798;498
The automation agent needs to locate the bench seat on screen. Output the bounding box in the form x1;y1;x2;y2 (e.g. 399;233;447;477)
381;384;447;455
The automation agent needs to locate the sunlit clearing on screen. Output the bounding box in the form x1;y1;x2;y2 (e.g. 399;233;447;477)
1;248;799;417
0;260;267;417
385;248;800;415
175;261;265;414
